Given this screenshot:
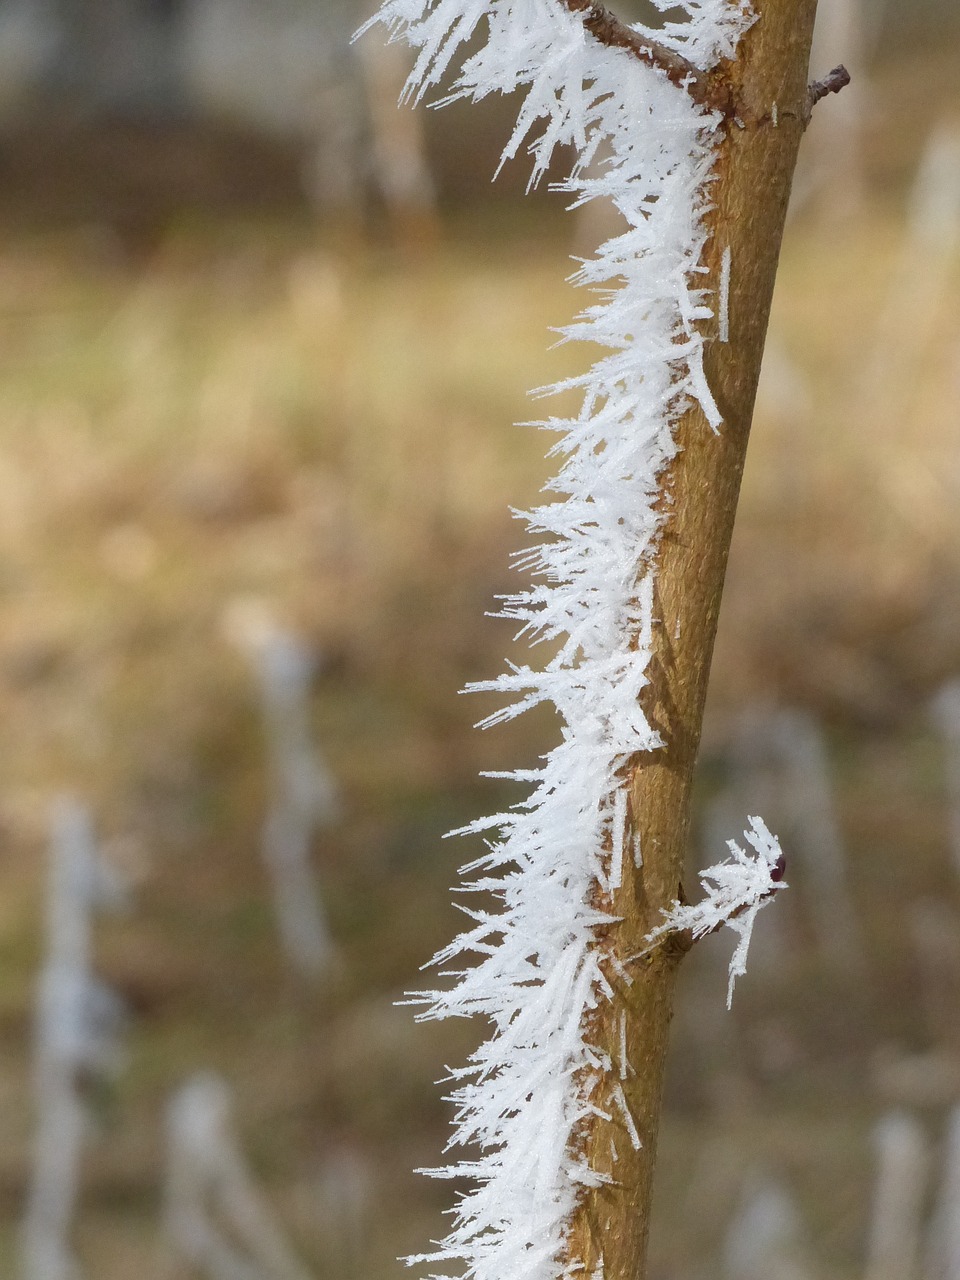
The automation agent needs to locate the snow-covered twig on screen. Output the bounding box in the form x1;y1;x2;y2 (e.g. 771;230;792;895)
355;2;806;1279
642;816;787;1007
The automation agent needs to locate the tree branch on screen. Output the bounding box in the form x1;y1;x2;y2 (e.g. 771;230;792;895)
808;63;851;113
561;3;820;1276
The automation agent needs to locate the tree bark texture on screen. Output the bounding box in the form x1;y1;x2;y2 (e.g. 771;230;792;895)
564;5;821;1278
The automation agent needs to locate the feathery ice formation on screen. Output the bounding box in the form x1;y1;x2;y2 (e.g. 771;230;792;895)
643;815;787;1008
359;2;766;1280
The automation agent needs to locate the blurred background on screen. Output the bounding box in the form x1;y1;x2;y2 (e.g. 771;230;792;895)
0;1;959;1277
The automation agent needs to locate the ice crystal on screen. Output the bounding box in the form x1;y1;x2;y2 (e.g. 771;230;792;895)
358;2;761;1280
643;816;787;1007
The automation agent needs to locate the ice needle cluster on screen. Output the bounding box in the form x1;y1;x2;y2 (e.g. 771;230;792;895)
358;2;764;1280
643;816;787;1008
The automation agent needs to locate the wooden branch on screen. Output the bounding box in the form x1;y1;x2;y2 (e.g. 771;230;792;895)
560;5;821;1280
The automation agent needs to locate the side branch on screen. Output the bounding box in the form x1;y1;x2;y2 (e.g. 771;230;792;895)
807;63;851;113
557;0;734;114
558;0;850;128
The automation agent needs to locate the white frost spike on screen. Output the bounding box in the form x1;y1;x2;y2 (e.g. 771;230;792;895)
644;817;786;1007
611;1083;642;1150
357;1;757;1279
719;246;732;343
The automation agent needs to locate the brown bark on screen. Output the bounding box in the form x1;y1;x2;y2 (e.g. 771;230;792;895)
562;4;821;1279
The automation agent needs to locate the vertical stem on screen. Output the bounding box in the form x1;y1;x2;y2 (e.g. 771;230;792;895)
564;4;820;1277
865;1112;928;1280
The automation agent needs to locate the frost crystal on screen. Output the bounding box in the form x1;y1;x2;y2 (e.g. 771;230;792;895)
359;2;758;1280
643;816;787;1008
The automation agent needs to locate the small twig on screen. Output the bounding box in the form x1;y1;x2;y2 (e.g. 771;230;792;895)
629;844;786;966
807;63;851;113
558;0;734;114
559;0;851;131
638;879;784;961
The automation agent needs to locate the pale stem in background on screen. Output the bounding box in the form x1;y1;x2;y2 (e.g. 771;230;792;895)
241;621;340;981
181;0;442;225
22;798;127;1280
865;1112;928;1280
313;1142;373;1277
302;77;368;217
356;34;438;240
182;0;438;231
182;0;367;217
164;1073;313;1280
722;1172;815;1280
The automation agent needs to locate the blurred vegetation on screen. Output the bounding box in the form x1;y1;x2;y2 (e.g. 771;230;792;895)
0;19;958;1280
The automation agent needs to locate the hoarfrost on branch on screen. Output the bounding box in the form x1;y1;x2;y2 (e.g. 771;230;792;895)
356;2;782;1280
642;816;787;1008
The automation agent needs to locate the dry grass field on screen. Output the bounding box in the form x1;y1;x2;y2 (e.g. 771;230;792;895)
0;41;959;1280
